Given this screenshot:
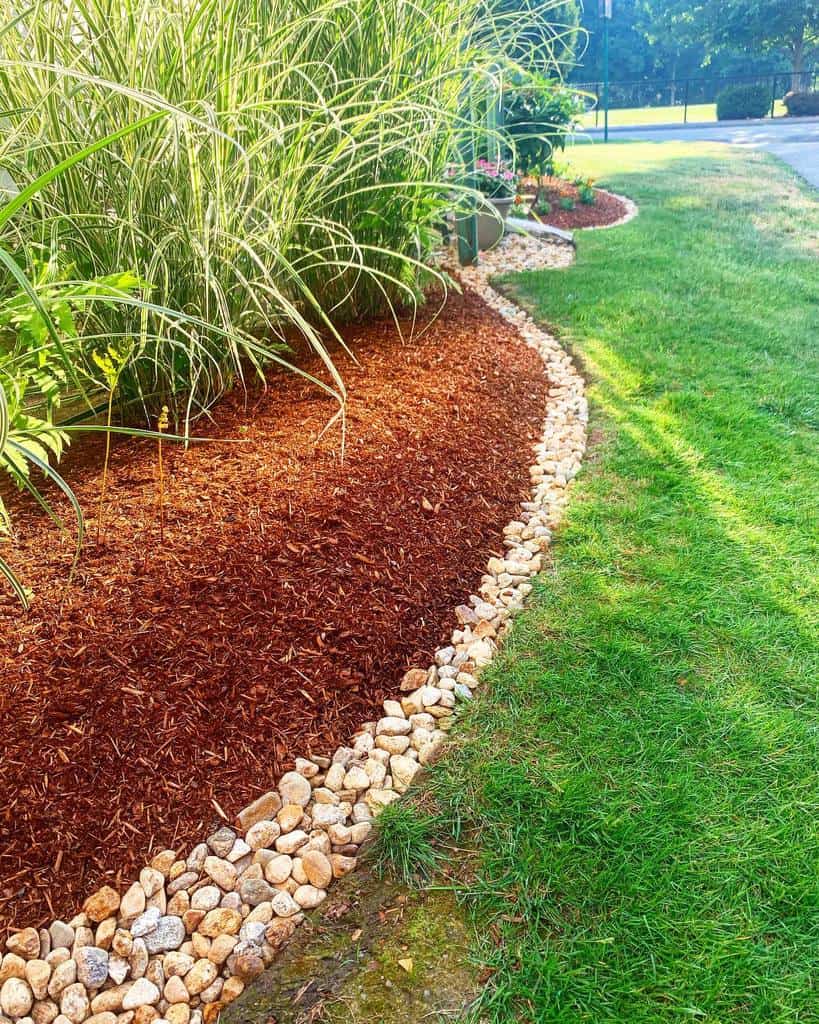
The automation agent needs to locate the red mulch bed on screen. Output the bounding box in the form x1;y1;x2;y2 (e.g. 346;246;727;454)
0;289;547;939
519;179;627;230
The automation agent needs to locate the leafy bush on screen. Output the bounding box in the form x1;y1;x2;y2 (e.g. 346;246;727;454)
783;91;819;116
559;196;576;211
504;75;583;177
578;182;596;205
716;83;771;121
535;197;553;216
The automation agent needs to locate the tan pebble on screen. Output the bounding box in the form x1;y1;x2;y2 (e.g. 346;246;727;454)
244;822;280;852
197;910;241;940
94;919;117;952
138;870;164;899
0;954;27;984
90;985;130;1014
128;940;148;981
234;792;281;831
275;806;302;834
162;978;188;1006
6;931;41;961
110;933;132;960
301;850;333;888
201;1003;222;1024
263;856;292;886
182;963;215;998
273;831;308;856
24;962;51;1001
47;961;76;1000
349;822;371;844
83;888;120;925
180;913;204;936
330;854;357;878
245;903;272;925
44;952;69;971
292;885;326;910
290;859;307;886
201;859;236;892
161;955;193;981
219;978;243;1005
231;953;263;983
70;928;93;956
149;852;177;878
59;983;89;1023
144;961;163;991
263;919;298;949
205;936;235;969
168;861;186;882
119;884;146;921
190;935;209;960
31;1000;59;1024
197;978;222;1005
86;1014;117;1024
164;1005;189;1024
121;979;160;1011
1;977;34;1017
270;891;299;918
166;893;189;918
131;1007;157;1024
277;773;311;808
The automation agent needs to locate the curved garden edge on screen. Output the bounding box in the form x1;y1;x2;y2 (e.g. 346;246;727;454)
0;197;638;1024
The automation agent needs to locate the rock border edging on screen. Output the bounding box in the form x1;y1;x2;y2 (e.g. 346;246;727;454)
0;201;637;1024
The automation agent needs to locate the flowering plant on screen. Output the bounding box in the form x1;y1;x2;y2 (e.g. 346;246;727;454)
473;157;517;199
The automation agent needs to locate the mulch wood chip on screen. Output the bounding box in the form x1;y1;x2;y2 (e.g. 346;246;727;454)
520;181;628;230
0;289;547;936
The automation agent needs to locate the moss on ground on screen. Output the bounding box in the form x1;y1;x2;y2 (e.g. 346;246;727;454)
221;860;478;1024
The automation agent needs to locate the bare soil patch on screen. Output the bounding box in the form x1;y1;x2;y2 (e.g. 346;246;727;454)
0;289;546;937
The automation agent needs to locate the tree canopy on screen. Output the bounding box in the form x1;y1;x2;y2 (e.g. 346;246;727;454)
569;0;819;85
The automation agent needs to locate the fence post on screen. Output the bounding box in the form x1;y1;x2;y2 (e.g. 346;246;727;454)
683;78;689;123
770;74;777;118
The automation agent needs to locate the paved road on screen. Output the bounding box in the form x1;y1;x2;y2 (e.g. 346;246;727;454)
586;118;819;189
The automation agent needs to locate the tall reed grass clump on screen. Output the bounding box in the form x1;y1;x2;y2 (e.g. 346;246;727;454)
0;0;576;602
0;0;575;425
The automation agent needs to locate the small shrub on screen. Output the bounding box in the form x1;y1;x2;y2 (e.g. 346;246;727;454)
716;83;770;121
369;801;440;884
504;76;583;177
534;197;552;216
783;91;819;117
559;196;575;211
578;182;595;205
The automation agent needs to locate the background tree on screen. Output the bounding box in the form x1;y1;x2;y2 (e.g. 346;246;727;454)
680;1;818;85
569;0;818;88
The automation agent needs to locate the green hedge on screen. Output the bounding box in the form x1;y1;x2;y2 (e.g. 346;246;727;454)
783;91;819;116
716;83;770;121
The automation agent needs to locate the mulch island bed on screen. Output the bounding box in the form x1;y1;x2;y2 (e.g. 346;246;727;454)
519;179;627;230
0;289;547;936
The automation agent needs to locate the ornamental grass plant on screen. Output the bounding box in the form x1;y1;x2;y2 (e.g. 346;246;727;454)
0;0;577;602
0;0;576;428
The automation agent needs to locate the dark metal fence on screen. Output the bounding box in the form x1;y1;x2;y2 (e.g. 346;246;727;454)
575;69;819;126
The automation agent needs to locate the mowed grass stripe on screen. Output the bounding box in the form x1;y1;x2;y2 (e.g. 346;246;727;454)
431;143;819;1023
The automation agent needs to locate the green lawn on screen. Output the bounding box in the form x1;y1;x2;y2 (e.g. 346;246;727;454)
431;143;819;1022
579;101;787;127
